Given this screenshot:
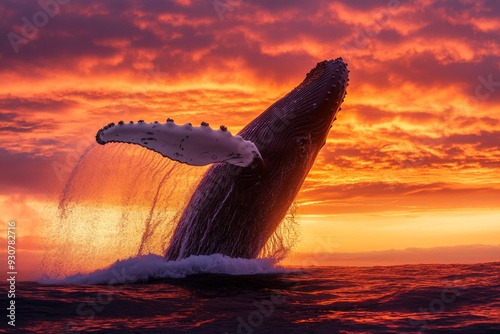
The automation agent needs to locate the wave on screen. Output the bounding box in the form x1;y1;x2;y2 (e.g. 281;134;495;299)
42;254;290;284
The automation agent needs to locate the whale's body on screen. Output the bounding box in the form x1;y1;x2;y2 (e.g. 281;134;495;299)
96;58;349;260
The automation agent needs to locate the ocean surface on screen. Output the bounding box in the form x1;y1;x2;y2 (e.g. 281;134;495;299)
3;256;500;334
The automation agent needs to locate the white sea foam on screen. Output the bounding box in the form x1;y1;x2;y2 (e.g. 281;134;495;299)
43;254;290;284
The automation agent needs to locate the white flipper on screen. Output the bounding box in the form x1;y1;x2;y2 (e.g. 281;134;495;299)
96;120;262;167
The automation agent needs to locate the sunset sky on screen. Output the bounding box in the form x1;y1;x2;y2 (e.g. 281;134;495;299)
1;0;499;280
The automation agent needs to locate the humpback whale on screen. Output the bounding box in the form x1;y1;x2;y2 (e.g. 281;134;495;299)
96;58;349;260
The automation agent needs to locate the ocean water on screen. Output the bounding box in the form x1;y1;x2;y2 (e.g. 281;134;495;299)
3;257;500;334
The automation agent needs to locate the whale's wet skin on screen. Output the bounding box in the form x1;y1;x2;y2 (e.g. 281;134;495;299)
96;58;349;261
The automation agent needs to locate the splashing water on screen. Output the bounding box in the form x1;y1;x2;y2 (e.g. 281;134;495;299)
43;254;291;284
42;143;299;279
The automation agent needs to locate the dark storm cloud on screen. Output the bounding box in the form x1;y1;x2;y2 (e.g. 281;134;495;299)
0;96;74;112
0;96;72;133
447;131;500;150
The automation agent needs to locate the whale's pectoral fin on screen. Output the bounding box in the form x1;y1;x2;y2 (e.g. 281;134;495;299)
95;120;262;167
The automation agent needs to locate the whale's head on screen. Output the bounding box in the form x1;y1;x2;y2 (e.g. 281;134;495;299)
293;58;349;136
238;58;349;163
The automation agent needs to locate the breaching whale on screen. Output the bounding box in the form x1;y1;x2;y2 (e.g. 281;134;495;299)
96;58;349;260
